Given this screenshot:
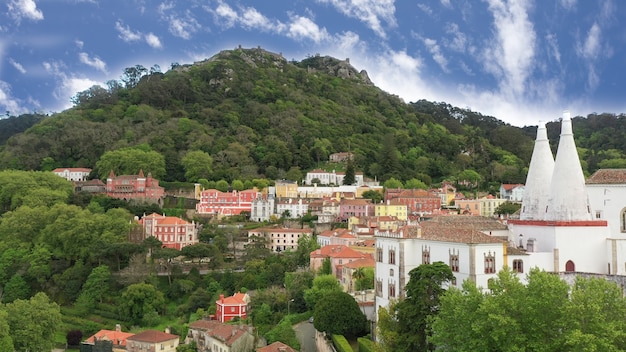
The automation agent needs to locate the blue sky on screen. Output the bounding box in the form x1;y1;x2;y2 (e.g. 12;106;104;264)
1;0;624;127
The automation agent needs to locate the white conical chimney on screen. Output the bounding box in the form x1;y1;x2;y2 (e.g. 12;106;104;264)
545;111;592;221
519;121;554;220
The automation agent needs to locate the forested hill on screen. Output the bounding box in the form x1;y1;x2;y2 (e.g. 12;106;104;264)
0;46;625;188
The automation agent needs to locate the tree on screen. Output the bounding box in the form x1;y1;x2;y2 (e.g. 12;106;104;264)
383;177;403;189
2;274;30;303
304;274;342;310
390;262;453;352
76;265;111;309
0;309;13;351
318;257;332;275
353;267;374;291
314;291;367;338
495;201;521;215
4;292;61;352
404;178;427;190
343;159;356;185
66;330;83;346
95;146;166;180
362;190;383;204
118;283;166;325
182;150;213;182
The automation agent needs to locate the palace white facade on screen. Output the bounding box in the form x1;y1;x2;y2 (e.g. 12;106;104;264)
375;111;626;323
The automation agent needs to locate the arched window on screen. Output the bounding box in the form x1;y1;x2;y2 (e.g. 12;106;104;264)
621;208;626;232
512;259;523;273
565;260;575;272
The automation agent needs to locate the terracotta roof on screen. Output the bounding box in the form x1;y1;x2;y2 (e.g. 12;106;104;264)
341;199;373;205
419;222;505;244
422;215;508;231
507;246;530;255
311;245;368;259
586;169;626;184
84;329;134;346
217;292;248;305
501;183;524;191
127;330;178;343
257;341;297;352
189;320;252;346
343;256;375;269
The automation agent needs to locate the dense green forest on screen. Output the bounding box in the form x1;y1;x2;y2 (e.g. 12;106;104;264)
1;47;625;190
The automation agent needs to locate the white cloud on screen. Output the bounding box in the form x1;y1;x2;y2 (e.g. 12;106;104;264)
423;38;449;72
115;20;142;42
8;58;26;73
42;60;100;111
145;33;162;49
545;33;561;64
213;1;238;28
7;0;44;23
316;0;396;38
78;52;107;73
440;0;452;9
417;4;433;15
242;7;281;32
287;16;329;43
482;0;536;97
559;0;576;11
444;23;467;52
0;81;28;115
167;13;201;39
75;39;84;49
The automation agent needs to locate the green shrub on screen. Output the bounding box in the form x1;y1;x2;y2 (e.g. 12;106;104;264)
357;337;377;352
331;334;353;352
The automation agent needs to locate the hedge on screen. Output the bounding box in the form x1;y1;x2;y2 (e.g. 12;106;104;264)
331;334;353;352
357;337;377;352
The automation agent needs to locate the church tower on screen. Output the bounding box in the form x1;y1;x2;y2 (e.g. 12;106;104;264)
519;122;554;220
544;111;592;221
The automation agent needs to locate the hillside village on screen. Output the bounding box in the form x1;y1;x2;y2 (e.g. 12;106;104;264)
35;111;626;351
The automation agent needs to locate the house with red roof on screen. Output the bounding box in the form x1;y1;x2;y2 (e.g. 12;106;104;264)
186;319;255;352
338;198;374;221
257;341;297;352
106;170;164;204
499;183;525;202
125;329;179;352
52;167;92;181
139;213;198;250
247;227;313;253
341;256;376;292
82;324;134;352
310;245;372;280
216;292;250;323
384;188;442;216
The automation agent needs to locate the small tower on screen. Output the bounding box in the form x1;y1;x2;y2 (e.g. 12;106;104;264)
520;121;554;220
545;111;592;221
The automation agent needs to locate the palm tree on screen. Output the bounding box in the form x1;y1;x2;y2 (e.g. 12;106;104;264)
352;267;366;292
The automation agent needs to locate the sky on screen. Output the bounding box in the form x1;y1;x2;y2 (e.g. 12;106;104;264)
1;0;624;127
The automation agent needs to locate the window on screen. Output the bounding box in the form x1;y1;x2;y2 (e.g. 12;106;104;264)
595;211;602;219
388;282;396;298
376;247;383;262
389;268;394;276
451;276;457;286
512;259;523;273
376;279;383;296
484;252;496;274
621;208;626;232
422;246;430;265
389;249;396;265
449;251;459;272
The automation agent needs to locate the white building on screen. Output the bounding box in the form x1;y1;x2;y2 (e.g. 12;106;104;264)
275;198;309;218
305;169;364;186
52;167;92;181
250;196;275;222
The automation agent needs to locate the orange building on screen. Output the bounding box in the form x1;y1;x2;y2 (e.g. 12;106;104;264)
139;213;198;250
106;170;164;204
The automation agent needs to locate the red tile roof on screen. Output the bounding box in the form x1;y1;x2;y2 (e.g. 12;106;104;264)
586;169;626;184
311;245;368;259
188;320;252;346
84;329;134;346
257;341;297;352
127;330;178;343
52;167;92;172
343;256;375;269
501;183;524;191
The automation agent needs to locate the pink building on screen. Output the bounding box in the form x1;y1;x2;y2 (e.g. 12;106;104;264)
338;198;374;221
106;170;164;204
139;213;198;250
216;292;249;323
384;188;442;215
196;189;260;217
310;245;371;280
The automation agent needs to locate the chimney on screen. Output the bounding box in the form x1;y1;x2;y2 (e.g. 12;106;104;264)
165;326;171;334
116;324;121;332
220;294;225;303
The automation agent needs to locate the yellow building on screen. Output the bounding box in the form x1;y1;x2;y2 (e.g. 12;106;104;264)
275;180;298;198
374;200;407;221
455;196;507;217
